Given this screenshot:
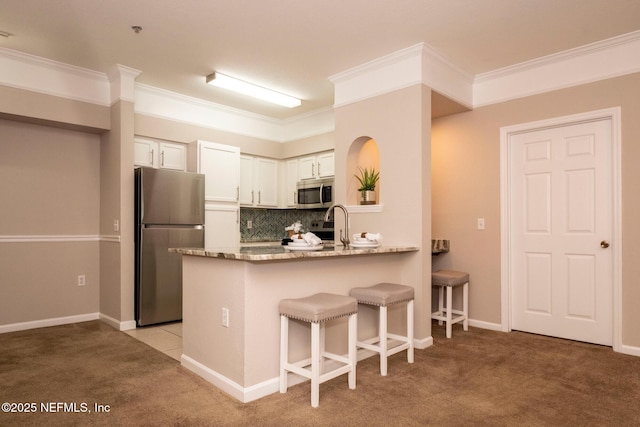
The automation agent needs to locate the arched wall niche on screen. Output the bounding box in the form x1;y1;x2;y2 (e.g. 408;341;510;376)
346;136;380;205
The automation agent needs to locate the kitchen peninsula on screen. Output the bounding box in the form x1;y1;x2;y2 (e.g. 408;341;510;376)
170;244;419;403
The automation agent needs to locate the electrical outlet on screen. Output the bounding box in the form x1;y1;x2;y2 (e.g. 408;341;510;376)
247;220;252;229
222;307;229;327
77;275;86;286
477;218;485;230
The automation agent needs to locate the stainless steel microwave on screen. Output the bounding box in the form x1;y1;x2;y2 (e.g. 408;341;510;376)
296;177;334;209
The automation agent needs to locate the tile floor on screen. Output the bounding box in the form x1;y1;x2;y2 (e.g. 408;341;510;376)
124;322;183;361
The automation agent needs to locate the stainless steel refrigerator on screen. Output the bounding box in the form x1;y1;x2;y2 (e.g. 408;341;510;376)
135;167;205;326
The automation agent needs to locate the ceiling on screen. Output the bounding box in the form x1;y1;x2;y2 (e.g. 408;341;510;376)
1;0;639;120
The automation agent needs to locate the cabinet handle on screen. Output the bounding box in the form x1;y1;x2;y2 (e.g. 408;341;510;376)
237;209;239;224
161;150;165;167
149;149;154;165
251;190;254;204
312;163;315;177
258;191;261;205
236;186;239;201
317;162;320;177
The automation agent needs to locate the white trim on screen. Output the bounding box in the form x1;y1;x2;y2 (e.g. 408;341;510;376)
474;31;640;107
181;354;279;403
0;47;110;106
413;335;433;350
618;344;640;358
99;313;136;331
500;107;623;352
107;64;141;105
346;204;384;214
0;313;100;334
0;235;119;243
468;319;503;332
330;43;473;110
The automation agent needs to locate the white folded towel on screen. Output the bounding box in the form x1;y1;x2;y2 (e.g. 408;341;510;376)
301;232;322;246
352;233;382;242
365;233;381;242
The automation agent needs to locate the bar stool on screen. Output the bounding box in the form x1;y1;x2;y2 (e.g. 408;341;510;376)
431;270;469;338
349;283;414;376
279;292;358;408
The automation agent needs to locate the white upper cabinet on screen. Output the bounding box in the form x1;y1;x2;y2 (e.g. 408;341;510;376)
298;151;334;180
240;155;278;207
284;159;299;207
134;138;186;171
158;142;185;170
188;140;240;203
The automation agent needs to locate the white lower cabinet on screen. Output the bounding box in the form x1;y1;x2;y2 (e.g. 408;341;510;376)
205;205;239;248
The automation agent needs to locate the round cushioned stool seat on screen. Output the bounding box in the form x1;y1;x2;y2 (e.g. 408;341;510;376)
279;292;358;323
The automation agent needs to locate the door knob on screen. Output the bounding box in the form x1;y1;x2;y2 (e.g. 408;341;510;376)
600;240;610;248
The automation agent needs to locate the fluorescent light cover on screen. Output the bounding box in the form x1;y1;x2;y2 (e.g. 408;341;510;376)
206;72;301;108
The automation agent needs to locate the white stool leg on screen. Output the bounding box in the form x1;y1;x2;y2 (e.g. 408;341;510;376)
437;286;444;325
280;315;288;393
407;299;414;363
463;282;469;331
348;312;357;389
446;286;453;339
311;321;320;408
379;305;388;376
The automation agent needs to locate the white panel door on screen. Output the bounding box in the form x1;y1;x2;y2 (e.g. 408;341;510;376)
510;119;613;345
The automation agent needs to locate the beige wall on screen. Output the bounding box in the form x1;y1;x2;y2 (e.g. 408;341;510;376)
431;72;640;347
334;84;432;341
0;119;101;325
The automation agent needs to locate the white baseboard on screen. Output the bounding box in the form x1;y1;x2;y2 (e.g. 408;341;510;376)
468;318;503;331
414;335;434;349
0;312;100;334
181;354;279;403
99;313;137;331
619;344;640;357
0;312;137;334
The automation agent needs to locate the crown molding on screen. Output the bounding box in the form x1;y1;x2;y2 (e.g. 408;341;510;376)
134;83;334;143
3;30;639;142
330;42;474;109
107;64;142;105
0;47;110;106
473;30;640;107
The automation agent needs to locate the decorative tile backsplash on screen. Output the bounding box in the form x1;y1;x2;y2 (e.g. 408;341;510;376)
240;208;328;242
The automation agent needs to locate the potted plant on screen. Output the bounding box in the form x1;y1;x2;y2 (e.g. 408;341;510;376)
355;166;379;205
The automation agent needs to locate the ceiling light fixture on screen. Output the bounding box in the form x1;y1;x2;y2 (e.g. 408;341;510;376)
206;72;301;108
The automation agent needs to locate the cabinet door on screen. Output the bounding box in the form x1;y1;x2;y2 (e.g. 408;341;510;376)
298;156;316;180
239;155;254;205
317;152;335;177
159;142;185;171
285;159;298;207
198;142;240;202
255;158;278;207
204;206;239;247
134;139;157;168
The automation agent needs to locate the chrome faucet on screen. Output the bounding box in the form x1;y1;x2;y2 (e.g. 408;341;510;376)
324;204;350;247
